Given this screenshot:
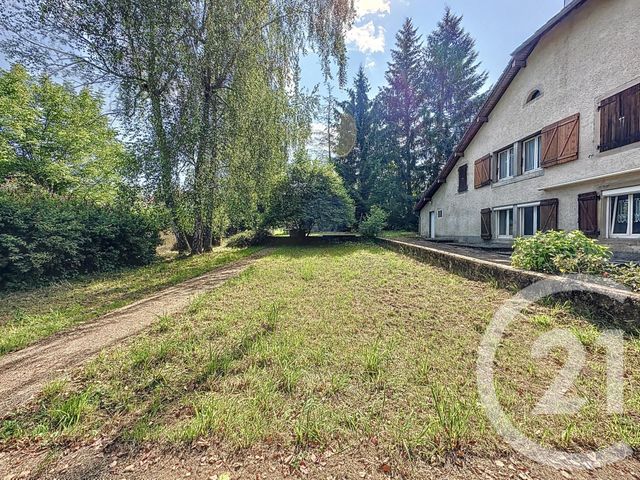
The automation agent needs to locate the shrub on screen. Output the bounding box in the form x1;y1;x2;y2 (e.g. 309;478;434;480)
0;190;162;289
225;230;269;248
265;155;355;238
359;206;388;238
511;230;611;274
609;263;640;293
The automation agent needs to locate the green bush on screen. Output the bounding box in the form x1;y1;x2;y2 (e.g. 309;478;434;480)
359;206;388;238
265;155;355;237
225;230;269;248
609;263;640;293
511;230;611;274
0;190;162;289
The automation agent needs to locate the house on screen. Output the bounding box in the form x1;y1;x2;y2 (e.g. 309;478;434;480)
415;0;640;256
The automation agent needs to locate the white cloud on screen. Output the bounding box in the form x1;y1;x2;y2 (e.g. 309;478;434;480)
346;21;386;54
364;57;376;70
354;0;390;19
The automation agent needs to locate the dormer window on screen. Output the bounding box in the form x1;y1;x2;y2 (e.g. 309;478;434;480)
526;89;542;104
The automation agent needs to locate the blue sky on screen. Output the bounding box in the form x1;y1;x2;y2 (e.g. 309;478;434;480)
301;0;564;97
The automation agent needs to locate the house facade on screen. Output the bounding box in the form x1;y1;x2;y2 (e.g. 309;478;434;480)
415;0;640;255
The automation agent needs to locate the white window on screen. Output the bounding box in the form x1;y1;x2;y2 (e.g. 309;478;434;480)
498;147;514;180
523;135;542;173
608;193;640;238
519;204;541;236
496;208;514;238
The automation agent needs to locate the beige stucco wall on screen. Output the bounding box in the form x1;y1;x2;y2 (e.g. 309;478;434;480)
420;0;640;249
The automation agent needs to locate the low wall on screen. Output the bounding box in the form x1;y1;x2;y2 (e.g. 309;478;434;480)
265;234;360;247
376;238;640;328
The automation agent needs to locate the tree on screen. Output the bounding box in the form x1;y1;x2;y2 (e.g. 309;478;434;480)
333;66;376;222
265;154;355;238
421;8;488;182
1;0;356;253
377;18;424;228
0;65;128;204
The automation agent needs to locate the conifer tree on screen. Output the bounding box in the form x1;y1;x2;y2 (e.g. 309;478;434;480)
378;18;424;228
334;66;374;221
422;8;488;182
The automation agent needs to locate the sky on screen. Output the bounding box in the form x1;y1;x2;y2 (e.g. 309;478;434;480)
300;0;564;97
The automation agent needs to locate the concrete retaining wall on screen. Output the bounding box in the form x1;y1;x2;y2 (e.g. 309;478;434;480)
376;238;640;329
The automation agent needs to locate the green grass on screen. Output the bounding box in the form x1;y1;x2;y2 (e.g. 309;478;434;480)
380;230;419;239
3;243;640;464
0;246;257;356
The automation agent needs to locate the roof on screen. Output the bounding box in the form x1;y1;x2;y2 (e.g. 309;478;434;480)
414;0;590;212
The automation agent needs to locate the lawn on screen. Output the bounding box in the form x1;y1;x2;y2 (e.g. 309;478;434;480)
0;247;257;356
380;230;419;239
2;243;640;470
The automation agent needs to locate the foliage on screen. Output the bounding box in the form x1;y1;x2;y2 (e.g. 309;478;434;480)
608;263;640;293
359;206;388;238
421;8;489;182
0;189;163;289
225;230;269;248
511;230;612;274
1;0;356;255
333;66;375;222
331;11;488;230
375;18;424;228
0;65;128;204
265;156;355;237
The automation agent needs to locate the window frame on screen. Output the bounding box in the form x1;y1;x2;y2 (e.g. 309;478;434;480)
497;146;515;180
518;202;542;237
522;135;542;173
605;186;640;238
495;206;514;239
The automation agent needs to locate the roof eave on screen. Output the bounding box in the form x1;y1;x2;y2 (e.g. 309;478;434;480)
414;0;590;213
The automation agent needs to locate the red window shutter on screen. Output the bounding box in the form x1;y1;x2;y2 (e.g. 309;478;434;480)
474;155;491;189
542;114;580;167
578;192;600;238
481;208;492;240
539;198;559;232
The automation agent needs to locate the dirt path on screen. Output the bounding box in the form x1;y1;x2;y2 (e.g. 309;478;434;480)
0;250;270;417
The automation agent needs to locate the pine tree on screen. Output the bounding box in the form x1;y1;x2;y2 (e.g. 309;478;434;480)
378;18;424;228
333;66;375;221
422;8;488;182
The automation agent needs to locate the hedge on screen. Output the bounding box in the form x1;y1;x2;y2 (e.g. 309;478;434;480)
0;191;162;289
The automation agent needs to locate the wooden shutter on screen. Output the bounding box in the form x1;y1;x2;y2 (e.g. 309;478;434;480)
599;93;622;152
474;155;491;189
541;114;580;167
600;83;640;152
578;192;600;238
481;208;492;240
458;165;468;193
539;198;559;232
621;84;640;148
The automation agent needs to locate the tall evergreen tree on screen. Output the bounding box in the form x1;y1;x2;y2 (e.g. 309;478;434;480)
333;66;374;221
378;18;424;228
421;8;488;182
